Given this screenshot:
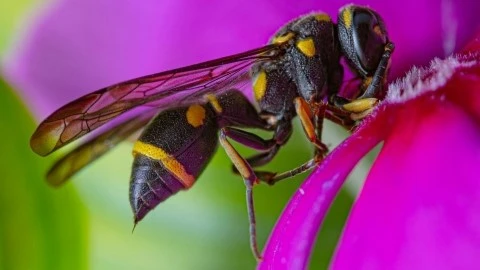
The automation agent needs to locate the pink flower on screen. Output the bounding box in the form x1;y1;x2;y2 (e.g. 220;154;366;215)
259;36;480;269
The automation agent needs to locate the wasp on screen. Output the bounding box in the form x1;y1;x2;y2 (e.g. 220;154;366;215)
30;4;394;259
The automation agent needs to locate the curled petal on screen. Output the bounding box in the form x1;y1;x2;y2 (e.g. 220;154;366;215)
261;35;480;270
258;111;388;270
332;46;480;268
332;99;480;269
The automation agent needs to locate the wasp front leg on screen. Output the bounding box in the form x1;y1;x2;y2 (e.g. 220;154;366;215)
324;105;357;130
356;42;395;100
333;42;395;120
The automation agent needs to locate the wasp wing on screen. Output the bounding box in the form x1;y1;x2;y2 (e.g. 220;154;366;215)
46;110;157;186
30;44;282;156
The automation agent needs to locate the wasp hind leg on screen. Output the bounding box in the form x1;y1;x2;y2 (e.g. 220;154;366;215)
219;129;263;260
225;102;329;186
223;122;316;185
219;127;327;261
223;119;291;170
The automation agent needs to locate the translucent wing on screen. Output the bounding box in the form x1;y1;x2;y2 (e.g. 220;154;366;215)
31;44;283;156
46;111;157;186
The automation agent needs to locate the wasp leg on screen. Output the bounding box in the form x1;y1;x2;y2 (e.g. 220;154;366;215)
224;101;328;185
224;119;292;168
219;129;262;261
225;122;295;181
224;127;280;177
229;148;280;184
333;42;395;118
335;97;379;121
225;99;334;185
357;42;395;100
294;97;328;154
242;146;281;168
231;155;319;186
222;127;277;151
230;146;287;184
264;157;319;185
324;110;356;130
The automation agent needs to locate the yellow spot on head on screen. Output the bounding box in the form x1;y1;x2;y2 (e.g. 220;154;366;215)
186;104;206;127
206;94;222;113
253;70;267;101
314;13;331;22
296;38;316;57
133;141;195;188
342;8;353;29
272;32;294;44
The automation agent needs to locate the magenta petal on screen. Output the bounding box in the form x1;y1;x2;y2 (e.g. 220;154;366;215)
258;111;388;270
331;101;480;269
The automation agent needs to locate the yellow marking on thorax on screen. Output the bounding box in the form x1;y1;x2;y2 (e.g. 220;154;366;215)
133;141;195;188
253;70;267;101
314;13;331;22
342;8;353;29
296;38;316;57
272;32;294;44
186;104;206;127
205;94;223;113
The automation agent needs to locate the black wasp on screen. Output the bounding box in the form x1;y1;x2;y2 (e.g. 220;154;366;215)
30;4;394;259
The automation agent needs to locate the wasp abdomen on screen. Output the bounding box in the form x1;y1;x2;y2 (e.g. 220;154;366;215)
130;155;186;222
130;106;219;223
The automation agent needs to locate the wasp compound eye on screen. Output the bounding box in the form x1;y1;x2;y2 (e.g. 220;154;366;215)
338;5;389;76
352;9;388;72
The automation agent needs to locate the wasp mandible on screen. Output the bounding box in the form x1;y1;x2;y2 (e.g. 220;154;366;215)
30;4;394;259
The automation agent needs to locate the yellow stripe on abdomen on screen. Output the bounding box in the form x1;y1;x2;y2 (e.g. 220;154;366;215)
132;141;195;188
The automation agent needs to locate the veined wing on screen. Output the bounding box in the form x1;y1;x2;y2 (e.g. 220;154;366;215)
46;111;157;186
30;44;284;156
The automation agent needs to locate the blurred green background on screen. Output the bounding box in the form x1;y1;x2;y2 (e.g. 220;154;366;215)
0;1;375;269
